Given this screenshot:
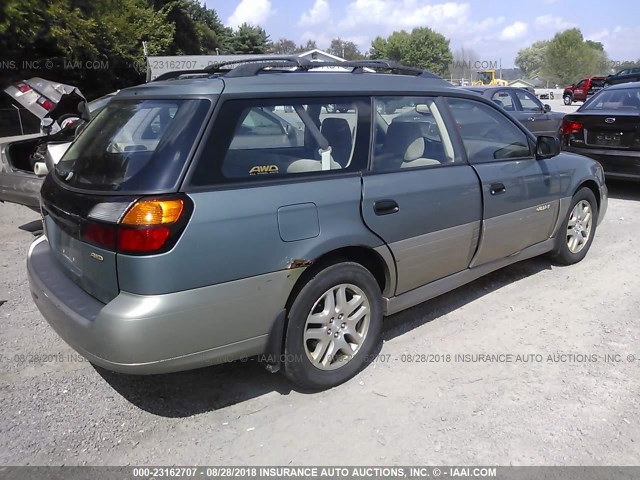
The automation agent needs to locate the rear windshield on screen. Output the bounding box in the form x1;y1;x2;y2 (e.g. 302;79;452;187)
55;98;210;192
582;88;640;111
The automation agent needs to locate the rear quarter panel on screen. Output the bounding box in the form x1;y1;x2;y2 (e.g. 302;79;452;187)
117;176;385;295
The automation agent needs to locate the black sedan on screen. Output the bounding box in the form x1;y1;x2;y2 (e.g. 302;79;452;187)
605;67;640;87
561;82;640;181
464;86;565;137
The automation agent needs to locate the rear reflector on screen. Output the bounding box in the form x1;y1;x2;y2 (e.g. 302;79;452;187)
81;223;117;250
122;199;184;225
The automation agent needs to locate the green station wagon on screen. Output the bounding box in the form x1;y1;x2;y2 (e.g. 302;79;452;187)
27;59;608;390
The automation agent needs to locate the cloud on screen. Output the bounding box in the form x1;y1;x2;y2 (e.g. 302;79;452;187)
534;14;574;31
586;26;640;63
339;0;470;31
227;0;274;27
299;0;331;26
499;21;528;41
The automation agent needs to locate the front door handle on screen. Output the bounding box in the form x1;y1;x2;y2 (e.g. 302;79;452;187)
374;200;399;215
490;183;506;195
527;116;535;121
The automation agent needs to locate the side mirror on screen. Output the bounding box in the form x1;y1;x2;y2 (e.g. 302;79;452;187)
40;117;55;135
535;135;560;160
544;104;551;113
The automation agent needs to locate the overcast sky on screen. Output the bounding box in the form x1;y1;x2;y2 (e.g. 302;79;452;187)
205;0;639;67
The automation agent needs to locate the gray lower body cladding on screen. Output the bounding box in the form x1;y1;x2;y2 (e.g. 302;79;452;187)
27;236;304;374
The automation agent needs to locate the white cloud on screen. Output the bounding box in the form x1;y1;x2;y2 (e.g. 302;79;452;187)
499;21;528;41
227;0;274;28
534;14;574;31
339;0;470;31
299;0;331;26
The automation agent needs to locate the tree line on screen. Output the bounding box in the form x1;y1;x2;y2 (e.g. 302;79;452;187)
0;0;451;97
516;28;640;85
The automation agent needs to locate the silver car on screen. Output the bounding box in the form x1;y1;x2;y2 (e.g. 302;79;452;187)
27;58;608;390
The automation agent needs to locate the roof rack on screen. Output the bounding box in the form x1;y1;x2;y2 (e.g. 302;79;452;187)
151;57;442;81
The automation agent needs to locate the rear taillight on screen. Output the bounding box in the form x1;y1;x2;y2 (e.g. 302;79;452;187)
80;197;191;255
561;120;583;135
15;82;31;93
37;96;55;110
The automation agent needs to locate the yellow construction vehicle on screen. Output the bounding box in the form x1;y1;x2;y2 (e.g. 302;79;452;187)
471;69;508;86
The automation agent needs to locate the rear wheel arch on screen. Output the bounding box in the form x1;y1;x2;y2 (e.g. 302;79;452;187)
285;246;391;313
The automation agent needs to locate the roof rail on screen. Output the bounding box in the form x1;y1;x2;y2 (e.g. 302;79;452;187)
153;70;214;82
151;57;442;82
207;56;312;77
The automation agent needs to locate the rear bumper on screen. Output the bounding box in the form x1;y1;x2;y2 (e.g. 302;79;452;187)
564;146;640;181
27;236;301;374
0;170;42;209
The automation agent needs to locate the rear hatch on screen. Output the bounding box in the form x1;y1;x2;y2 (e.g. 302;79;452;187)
41;97;212;304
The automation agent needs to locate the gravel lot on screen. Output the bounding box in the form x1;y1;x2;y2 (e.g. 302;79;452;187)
1;181;639;466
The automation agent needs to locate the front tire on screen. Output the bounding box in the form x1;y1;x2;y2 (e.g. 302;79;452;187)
563;94;572;106
283;262;383;390
551;187;598;265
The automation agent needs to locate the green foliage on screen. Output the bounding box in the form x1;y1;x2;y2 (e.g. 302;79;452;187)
544;28;608;84
328;38;364;60
268;38;298;55
515;40;549;78
516;29;611;84
0;0;234;96
369;27;452;75
230;23;270;54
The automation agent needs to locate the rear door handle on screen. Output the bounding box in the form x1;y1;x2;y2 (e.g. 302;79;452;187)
490;183;506;195
374;200;399;215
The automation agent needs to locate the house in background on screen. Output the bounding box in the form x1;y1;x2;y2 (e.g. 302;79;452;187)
508;78;537;89
146;49;349;82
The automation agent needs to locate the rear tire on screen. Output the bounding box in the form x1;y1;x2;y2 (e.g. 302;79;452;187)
283;262;383;390
550;187;598;265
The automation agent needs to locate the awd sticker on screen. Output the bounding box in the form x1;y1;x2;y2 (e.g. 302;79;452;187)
536;204;551;212
89;252;104;262
249;165;279;175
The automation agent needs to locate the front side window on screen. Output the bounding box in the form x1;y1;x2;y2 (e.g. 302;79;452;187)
514;90;542;112
447;98;531;163
56;99;210;192
576;80;587;88
371;96;457;172
191;98;366;185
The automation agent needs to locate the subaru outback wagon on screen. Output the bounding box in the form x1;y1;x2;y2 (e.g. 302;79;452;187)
28;59;608;390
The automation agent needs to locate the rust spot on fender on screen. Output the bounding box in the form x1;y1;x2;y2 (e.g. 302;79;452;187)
287;258;313;269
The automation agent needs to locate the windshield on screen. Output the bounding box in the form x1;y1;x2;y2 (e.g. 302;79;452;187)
55;98;210;192
582;88;640;111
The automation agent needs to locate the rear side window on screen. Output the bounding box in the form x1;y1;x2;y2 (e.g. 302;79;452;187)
55;99;210;192
447;98;531;163
191;97;369;185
